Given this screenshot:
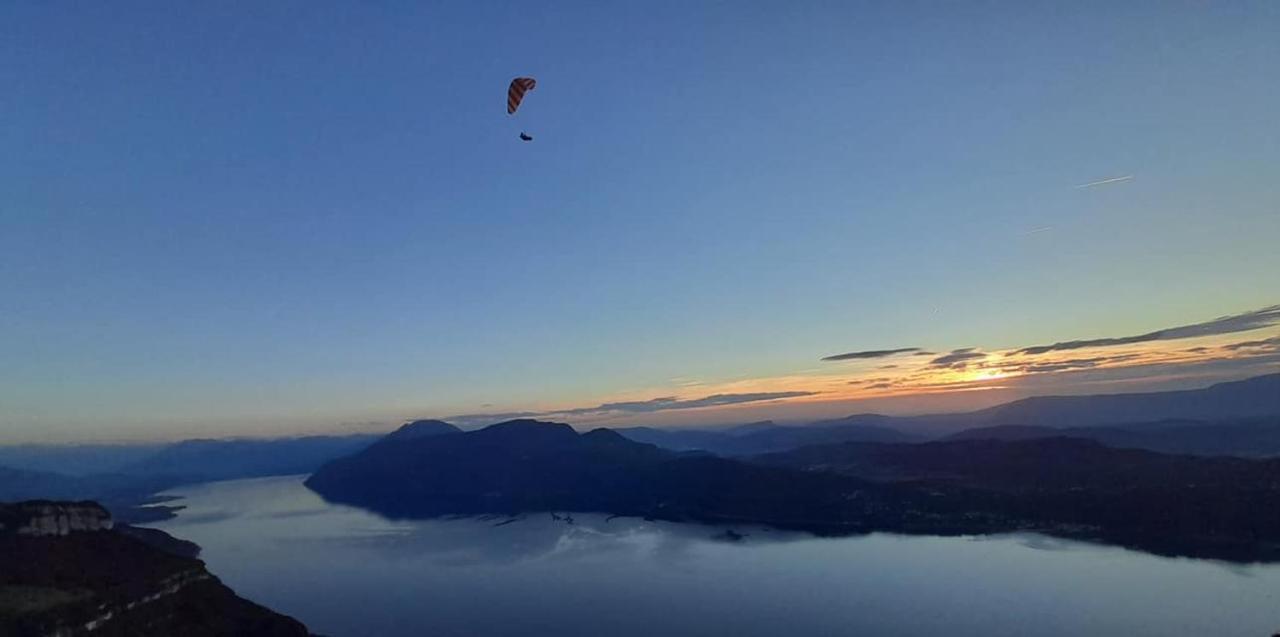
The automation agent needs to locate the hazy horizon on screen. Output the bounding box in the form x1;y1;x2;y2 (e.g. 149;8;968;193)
3;365;1276;445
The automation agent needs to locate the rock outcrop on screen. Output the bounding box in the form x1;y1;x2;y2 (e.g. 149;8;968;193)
0;501;113;536
0;500;312;636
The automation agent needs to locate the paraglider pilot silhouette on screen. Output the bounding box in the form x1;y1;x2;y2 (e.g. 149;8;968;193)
507;77;536;142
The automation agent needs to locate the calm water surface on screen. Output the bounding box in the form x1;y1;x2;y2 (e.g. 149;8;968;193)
149;476;1280;637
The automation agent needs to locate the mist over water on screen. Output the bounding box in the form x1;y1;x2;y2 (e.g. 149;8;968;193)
150;476;1280;637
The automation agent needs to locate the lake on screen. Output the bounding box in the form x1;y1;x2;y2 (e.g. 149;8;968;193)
149;475;1280;637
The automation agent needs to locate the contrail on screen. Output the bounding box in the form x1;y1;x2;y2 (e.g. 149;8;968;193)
1076;175;1134;189
1023;225;1054;235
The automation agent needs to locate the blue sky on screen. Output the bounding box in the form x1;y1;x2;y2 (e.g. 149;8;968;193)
2;2;1278;442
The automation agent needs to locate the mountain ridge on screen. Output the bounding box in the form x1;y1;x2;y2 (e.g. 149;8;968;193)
305;415;1280;562
616;373;1280;448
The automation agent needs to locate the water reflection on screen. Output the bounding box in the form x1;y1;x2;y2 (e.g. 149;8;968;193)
285;506;808;570
149;476;1280;637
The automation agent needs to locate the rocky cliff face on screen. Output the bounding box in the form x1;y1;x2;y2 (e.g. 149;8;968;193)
0;501;113;537
0;500;311;636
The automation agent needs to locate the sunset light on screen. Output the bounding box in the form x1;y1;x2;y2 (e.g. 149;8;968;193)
3;4;1280;635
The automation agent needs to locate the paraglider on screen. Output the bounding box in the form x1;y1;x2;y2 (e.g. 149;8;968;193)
506;77;536;114
507;77;537;141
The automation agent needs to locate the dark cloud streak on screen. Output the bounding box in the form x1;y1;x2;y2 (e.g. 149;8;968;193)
1008;353;1140;374
565;391;818;415
1015;305;1280;356
929;348;987;369
1223;336;1280;351
822;347;921;361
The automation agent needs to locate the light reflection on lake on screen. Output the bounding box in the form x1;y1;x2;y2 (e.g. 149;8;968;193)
149;475;1280;637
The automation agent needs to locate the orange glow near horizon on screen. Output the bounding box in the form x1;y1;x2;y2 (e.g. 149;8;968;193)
520;327;1280;425
964;368;1014;383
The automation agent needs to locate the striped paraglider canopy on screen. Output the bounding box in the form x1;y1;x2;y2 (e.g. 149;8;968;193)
507;77;536;115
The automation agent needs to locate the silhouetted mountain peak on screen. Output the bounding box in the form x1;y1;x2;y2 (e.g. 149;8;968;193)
582;428;629;443
474;419;578;443
485;418;573;431
385;420;462;441
305;417;679;518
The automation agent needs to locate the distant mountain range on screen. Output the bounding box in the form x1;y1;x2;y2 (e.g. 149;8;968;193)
0;433;383;522
121;433;381;482
0;465;86;502
0;465;184;518
0;434;382;480
0;443;165;476
617;373;1280;456
864;372;1280;436
6;373;1280;529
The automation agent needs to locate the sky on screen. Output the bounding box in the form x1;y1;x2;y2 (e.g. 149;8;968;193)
2;2;1278;443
